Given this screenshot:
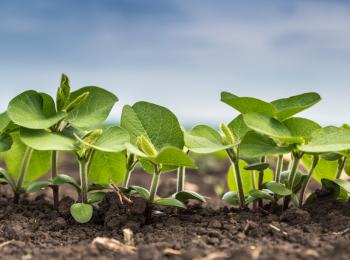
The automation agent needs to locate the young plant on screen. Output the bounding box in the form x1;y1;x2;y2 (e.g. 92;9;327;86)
120;101;197;220
6;74;118;209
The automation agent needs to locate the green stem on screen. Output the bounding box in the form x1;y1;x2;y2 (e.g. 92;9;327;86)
227;148;245;208
78;159;89;204
177;166;186;192
14;147;33;203
122;169;132;188
299;155;319;207
258;156;266;208
275;154;283;183
288;153;302;189
336;156;347;179
51;150;59;209
149;165;161;203
122;154;135;188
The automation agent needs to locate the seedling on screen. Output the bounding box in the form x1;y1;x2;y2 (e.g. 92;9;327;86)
6;74;118;209
120;101;197;221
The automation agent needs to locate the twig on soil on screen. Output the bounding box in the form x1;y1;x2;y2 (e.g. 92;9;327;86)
243;220;252;234
332;228;349;236
269;224;288;236
194;251;229;260
163;248;181;256
92;237;136;254
0;240;15;249
111;184;133;204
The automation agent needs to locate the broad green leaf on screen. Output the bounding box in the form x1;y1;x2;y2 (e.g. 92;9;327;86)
20;128;76;151
75;126;129;153
121;102;184;150
66;87;118;129
56;73;71;111
227;160;273;193
221;92;276;116
228;115;250;144
174;190;206;203
130;185;150;200
283;117;321;141
87;192;106;204
25;181;51;193
265;181;292;196
321;178;350;201
302;155;338;183
299;126;350;153
125;143;148;158
243;113;303;144
0;133;50;183
138;157;177;174
154;146;196;168
89;151;126;184
8;91;66;129
0;133;13;152
321;153;343;161
185;125;232;154
153;198;186;209
240;132;293;158
0;112;11;132
222;191;240;205
249;189;274;201
52;174;80;190
70;203;93;223
271;92;321;121
88;183;111;191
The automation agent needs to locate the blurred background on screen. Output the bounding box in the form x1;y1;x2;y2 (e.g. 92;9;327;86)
0;0;349;126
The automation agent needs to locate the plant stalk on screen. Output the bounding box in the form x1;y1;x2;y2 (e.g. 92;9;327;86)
122;169;132;188
336;156;347;179
14;147;34;204
227;148;245;208
288;153;302;189
79;159;89;204
275;154;283;183
122;154;135;188
177;166;186;192
51;150;59;209
299;155;319;207
149;166;161;203
258;156;266;208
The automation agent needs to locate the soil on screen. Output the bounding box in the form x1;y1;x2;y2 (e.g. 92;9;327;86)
1;164;350;259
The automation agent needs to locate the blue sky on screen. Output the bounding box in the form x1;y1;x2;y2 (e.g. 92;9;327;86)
0;0;349;125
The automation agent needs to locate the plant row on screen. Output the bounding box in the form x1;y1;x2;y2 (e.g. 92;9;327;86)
0;74;350;223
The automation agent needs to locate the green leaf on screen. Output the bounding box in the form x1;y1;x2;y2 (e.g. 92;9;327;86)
87;192;106;204
240;132;293;158
130;185;150;200
89;151;126;184
65;92;89;112
243;113;303;144
227;160;273;193
185;125;232;154
302;155;338;183
70;203;93;223
321;178;350;201
25;181;51;193
0;133;13;152
222;191;240;205
20;128;76;151
271;92;321;121
56;73;71;111
66;87;118;129
291;193;300;207
155;147;196;168
75;126;129;153
174;190;206;203
8;91;67;129
153;198;186;209
265;181;292;196
321;153;343;161
299;126;350;153
221;92;276;116
228;115;250;144
0;133;51;183
121;102;184;150
244;162;270;171
52;174;80;190
0;112;11;132
249;189;274;201
283;117;321;141
88;183;111;191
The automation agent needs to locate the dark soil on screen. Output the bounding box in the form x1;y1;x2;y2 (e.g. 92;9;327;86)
1;165;350;259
